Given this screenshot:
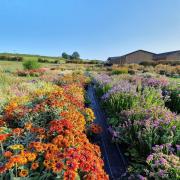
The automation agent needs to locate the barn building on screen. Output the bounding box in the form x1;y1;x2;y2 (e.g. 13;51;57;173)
107;50;180;64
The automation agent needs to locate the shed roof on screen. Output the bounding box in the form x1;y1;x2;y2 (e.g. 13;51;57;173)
108;49;155;60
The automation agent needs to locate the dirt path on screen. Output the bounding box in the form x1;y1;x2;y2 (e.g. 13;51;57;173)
87;85;127;180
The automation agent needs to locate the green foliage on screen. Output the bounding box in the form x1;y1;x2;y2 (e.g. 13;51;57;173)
95;85;111;98
71;51;80;59
0;55;23;61
62;52;69;59
166;89;180;113
104;93;139;114
141;87;165;108
111;67;128;75
23;60;41;70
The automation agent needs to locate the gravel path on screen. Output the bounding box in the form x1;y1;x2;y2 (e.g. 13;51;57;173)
87;85;127;180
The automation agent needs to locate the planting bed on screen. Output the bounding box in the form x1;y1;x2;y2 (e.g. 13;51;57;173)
0;73;109;179
92;73;180;179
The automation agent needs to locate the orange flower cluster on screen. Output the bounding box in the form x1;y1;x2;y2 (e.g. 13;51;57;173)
90;123;103;134
0;76;108;179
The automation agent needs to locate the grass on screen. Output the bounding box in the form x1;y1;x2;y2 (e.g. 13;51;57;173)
0;52;62;61
0;61;55;72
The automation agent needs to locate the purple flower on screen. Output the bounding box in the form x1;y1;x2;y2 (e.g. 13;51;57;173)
176;145;180;151
102;80;137;100
159;158;167;165
137;175;147;180
142;77;169;88
147;154;153;162
158;170;165;177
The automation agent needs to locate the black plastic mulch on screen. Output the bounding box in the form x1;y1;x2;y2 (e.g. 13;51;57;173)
87;85;128;180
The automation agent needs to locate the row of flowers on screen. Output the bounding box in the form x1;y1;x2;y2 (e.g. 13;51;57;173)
93;73;180;179
0;74;108;179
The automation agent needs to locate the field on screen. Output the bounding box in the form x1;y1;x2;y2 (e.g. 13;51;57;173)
0;60;179;179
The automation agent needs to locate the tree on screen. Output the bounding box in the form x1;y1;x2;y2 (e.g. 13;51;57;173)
62;52;69;59
71;51;80;59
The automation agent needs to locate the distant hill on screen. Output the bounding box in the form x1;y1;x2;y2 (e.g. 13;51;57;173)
0;52;62;61
0;52;103;64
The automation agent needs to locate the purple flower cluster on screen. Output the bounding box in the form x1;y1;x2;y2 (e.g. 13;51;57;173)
102;80;137;100
142;77;169;88
146;143;180;179
93;74;112;87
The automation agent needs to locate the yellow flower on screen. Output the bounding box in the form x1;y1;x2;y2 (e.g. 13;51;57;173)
9;144;24;150
27;153;37;162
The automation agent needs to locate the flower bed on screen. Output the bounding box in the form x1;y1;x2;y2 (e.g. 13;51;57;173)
93;73;180;179
0;75;108;179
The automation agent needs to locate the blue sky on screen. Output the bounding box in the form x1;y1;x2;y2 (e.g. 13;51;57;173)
0;0;180;60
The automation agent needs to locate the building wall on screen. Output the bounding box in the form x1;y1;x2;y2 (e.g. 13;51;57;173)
108;51;180;64
125;51;154;64
108;51;154;64
166;53;180;61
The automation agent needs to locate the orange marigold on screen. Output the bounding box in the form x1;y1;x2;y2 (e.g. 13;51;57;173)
3;151;13;158
31;162;39;170
64;170;77;180
19;169;28;177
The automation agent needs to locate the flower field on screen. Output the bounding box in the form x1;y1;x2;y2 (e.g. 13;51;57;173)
93;73;180;179
0;70;108;179
0;62;180;180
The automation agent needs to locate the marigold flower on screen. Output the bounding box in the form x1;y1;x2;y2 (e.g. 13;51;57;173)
64;170;77;180
25;122;32;130
0;134;9;142
31;162;39;170
12;128;23;136
52;162;64;173
3;151;13;158
27;153;37;162
66;160;79;171
19;169;28;177
5;161;14;169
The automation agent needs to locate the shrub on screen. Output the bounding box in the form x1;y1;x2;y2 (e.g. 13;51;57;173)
113;106;179;158
111;67;128;75
127;64;144;70
141;87;165;108
155;64;179;76
140;61;156;66
102;80;139;114
23;60;41;70
101;82;165;115
38;58;49;63
0;55;23;61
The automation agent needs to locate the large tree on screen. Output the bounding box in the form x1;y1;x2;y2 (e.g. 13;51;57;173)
71;51;80;59
62;52;69;59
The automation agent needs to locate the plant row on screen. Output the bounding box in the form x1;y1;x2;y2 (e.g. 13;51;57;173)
0;75;108;179
93;73;180;179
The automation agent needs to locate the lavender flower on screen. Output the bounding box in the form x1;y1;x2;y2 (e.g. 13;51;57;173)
142;77;169;88
102;80;137;100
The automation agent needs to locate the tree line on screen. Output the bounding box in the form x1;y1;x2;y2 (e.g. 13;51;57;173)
61;51;80;60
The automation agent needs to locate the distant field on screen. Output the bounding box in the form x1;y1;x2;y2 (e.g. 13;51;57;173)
0;60;55;72
0;52;65;63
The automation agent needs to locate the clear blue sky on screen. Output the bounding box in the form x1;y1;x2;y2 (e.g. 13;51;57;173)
0;0;180;60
